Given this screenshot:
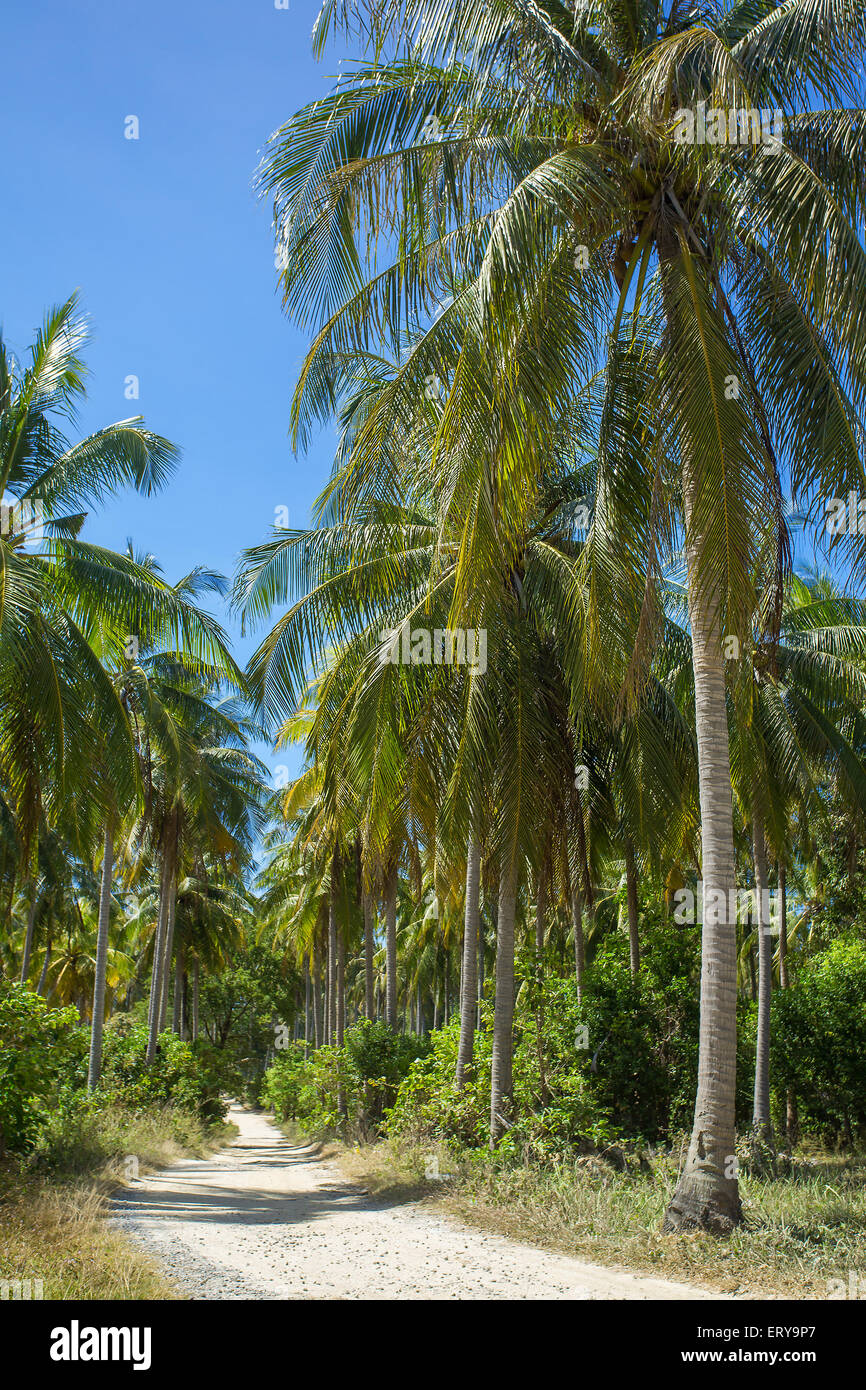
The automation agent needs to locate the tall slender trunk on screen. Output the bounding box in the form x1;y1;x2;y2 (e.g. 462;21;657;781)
192;957;200;1042
18;881;38;985
173;950;184;1036
572;792;590;1002
336;929;345;1046
336;924;347;1117
663;439;742;1230
146;847;173;1065
752;814;773;1144
327;861;338;1045
304;959;311;1057
624;838;640;976
455;835;481;1088
534;859;549;1101
575;788;593;912
363;892;375;1021
572;879;585;1003
490;852;518;1146
778;862;788;988
313;937;323;1049
36;938;52;996
87;823;114;1088
478;879;493;1032
384;868;398;1030
158;879;176;1031
777;864;798;1145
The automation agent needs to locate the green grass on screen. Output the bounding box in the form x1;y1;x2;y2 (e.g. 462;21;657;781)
0;1105;235;1300
333;1136;866;1299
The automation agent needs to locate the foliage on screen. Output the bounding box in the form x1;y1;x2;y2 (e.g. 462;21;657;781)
772;937;866;1144
0;983;85;1156
262;1019;430;1139
98;1017;229;1123
198;946;300;1099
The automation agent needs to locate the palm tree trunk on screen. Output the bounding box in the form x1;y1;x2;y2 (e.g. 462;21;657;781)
18;881;38;985
146;857;169;1064
327;865;338;1045
572;792;590;1002
87;823;114;1088
36;937;52;996
158;879;176;1031
384;867;398;1030
363;891;375;1020
313;936;324;1049
147;842;174;1065
455;834;480;1087
571;879;585;1003
173;949;184;1036
752;813;773;1144
777;864;798;1144
534;859;549;1101
478;879;493;1031
624;838;640;976
778;863;788;988
663;454;742;1231
304;959;311;1057
490;852;518;1147
336;929;345;1046
192;956;200;1041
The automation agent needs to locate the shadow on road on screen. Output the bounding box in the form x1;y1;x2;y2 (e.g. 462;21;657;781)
109;1132;407;1231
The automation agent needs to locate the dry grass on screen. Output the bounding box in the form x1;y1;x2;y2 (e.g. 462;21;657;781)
332;1136;866;1299
0;1108;235;1301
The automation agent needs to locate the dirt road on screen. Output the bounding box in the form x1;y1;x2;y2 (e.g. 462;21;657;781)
110;1104;724;1300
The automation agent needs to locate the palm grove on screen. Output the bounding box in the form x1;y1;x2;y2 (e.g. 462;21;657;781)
4;0;866;1244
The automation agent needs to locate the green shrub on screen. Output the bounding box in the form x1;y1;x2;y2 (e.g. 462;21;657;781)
98;1017;228;1123
387;1017;490;1147
388;914;759;1161
262;1021;430;1140
772;936;866;1144
0;983;85;1156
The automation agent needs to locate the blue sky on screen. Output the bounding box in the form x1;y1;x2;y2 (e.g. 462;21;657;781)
4;0;350;785
0;1;851;800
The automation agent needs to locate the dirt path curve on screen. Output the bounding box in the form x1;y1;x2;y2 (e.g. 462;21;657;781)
110;1103;724;1300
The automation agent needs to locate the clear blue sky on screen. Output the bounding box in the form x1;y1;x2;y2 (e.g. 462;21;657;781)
0;2;850;779
3;0;350;786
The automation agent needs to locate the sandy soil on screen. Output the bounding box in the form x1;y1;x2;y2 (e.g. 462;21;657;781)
109;1103;726;1300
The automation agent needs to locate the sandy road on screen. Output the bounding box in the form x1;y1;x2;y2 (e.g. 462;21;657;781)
109;1103;724;1300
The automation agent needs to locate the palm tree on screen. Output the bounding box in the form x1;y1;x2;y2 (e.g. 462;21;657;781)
84;559;249;1080
731;569;866;1145
261;0;866;1227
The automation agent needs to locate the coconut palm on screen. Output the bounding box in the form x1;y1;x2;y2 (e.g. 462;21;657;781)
261;0;866;1227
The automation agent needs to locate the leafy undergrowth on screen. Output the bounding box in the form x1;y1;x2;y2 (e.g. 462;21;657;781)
0;1105;235;1300
331;1136;866;1300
